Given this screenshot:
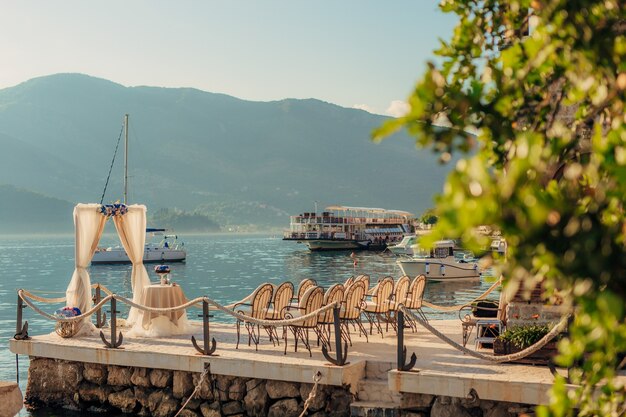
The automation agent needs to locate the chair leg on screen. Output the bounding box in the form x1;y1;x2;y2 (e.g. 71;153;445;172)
355;318;369;342
304;329;312;357
236;320;241;349
375;314;384;338
340;321;353;346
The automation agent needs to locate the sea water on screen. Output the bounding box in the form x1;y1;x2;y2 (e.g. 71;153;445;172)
0;233;498;416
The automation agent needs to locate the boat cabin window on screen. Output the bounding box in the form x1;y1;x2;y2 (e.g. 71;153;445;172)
433;246;453;258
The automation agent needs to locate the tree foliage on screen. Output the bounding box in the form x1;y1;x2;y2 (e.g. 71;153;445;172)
375;1;625;415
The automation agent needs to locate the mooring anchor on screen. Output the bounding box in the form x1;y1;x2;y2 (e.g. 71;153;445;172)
14;294;29;340
191;299;217;355
397;309;416;371
100;297;123;348
93;285;107;328
322;306;349;366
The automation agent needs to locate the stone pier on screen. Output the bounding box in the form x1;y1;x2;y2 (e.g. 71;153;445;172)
12;320;625;416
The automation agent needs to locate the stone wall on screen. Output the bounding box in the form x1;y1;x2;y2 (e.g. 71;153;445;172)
25;358;352;417
25;358;539;417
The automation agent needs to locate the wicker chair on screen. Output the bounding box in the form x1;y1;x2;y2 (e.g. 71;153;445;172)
363;276;394;337
385;275;411;331
339;280;368;345
233;283;274;351
460;289;507;348
264;281;294;345
354;274;370;294
283;286;324;357
343;276;355;289
404;275;427;332
315;283;345;349
291;278;317;306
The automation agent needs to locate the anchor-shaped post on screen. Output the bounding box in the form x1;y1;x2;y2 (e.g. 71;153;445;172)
100;297;123;348
191;299;216;355
93;285;107;328
322;304;348;366
396;309;416;371
14;293;29;340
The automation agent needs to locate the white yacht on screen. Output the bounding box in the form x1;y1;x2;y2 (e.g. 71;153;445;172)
387;235;418;255
93;115;187;264
283;205;413;251
397;240;481;281
92;229;186;264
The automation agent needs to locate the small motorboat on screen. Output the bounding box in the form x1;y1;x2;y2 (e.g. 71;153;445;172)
397;240;481;281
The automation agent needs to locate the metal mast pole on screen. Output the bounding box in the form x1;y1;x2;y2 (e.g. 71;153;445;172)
124;114;129;204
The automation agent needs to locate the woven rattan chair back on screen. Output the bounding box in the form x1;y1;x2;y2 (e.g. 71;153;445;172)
318;283;345;324
269;281;294;319
406;275;426;309
296;278;317;302
369;277;394;313
250;283;274;319
344;276;355;288
355;274;370;293
297;286;324;328
393;275;410;310
341;280;366;320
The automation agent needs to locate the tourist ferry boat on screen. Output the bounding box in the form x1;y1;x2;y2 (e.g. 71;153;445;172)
283;205;414;251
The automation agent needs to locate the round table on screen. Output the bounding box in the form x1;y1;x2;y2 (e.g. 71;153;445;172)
140;283;188;329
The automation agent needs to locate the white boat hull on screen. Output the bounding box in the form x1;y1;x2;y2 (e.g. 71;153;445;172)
92;248;186;264
398;257;480;281
304;240;363;251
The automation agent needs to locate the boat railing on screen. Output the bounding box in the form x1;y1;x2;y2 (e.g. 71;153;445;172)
291;216;407;225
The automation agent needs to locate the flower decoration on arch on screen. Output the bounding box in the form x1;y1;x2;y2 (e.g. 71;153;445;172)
99;203;128;217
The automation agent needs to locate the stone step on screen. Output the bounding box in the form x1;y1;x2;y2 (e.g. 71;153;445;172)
357;379;402;404
350;400;399;417
364;361;395;380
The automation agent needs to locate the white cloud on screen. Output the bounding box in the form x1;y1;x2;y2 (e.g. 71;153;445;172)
385;100;410;118
352;104;375;113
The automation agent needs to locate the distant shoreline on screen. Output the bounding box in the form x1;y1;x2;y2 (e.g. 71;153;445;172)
0;230;282;239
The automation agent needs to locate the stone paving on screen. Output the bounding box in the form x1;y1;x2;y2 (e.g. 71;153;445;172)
10;318;626;406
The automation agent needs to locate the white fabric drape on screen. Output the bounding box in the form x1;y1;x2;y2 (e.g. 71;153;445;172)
65;204;107;327
112;204;150;325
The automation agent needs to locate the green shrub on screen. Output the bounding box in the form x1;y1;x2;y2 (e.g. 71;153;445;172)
498;325;550;350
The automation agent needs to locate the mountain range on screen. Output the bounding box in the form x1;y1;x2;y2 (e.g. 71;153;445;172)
0;73;453;232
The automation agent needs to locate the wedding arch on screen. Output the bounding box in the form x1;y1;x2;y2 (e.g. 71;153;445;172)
65;203;150;326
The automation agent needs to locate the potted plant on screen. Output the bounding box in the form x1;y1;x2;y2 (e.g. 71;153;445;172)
494;324;558;365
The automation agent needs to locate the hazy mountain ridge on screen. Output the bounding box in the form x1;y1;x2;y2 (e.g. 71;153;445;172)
0;73;451;230
0;185;75;233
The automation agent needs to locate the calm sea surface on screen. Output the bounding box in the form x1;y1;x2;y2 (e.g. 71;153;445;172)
0;233;498;416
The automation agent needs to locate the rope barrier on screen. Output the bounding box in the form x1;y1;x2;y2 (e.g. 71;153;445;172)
113;294;205;313
421;278;502;312
299;371;322;417
173;365;209;417
17;289;340;328
18;290;114;322
18;273;499;329
93;283;115;296
399;305;569;363
18;284;569;365
19;290;67;304
202;297;340;327
18;284;117;304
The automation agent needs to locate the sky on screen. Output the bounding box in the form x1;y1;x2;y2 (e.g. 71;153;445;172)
0;1;457;116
